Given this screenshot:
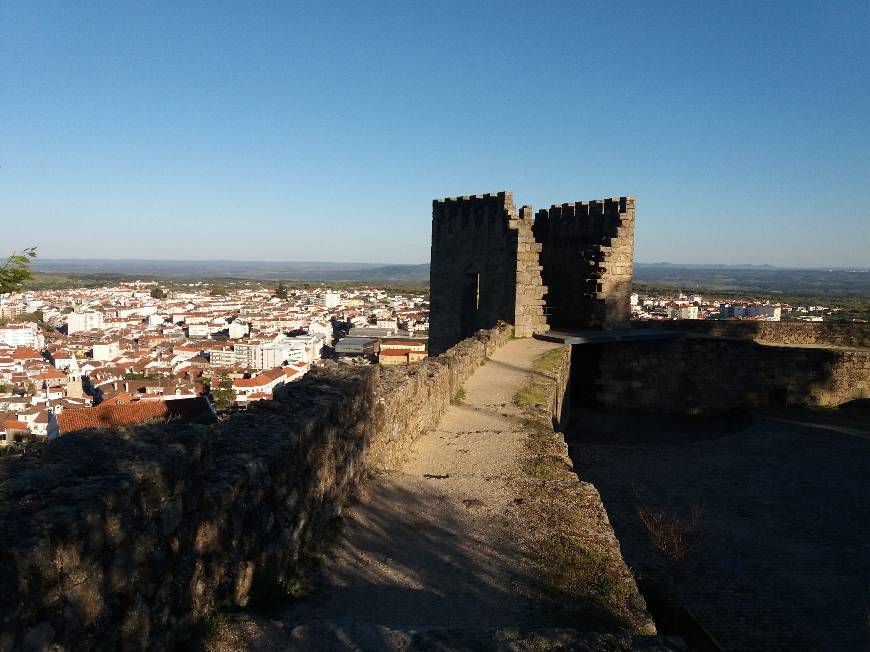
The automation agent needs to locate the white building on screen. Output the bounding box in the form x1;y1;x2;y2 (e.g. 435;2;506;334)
669;305;699;320
67;310;104;334
0;323;43;348
285;335;323;364
324;291;341;309
376;319;399;330
92;341;120;361
755;304;781;321
229;321;249;339
187;323;211;338
307;321;333;345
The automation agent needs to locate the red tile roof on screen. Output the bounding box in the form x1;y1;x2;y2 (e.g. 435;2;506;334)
34;368;66;381
12;348;42;360
56;397;215;434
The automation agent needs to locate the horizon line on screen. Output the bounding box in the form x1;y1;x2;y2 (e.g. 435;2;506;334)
30;257;870;272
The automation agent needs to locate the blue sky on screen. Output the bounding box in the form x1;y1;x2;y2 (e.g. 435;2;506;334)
2;1;868;266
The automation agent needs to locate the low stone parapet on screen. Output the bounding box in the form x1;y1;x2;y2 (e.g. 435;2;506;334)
631;319;870;349
0;324;511;651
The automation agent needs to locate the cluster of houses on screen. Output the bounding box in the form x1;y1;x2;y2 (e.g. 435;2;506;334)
0;282;430;446
631;292;786;321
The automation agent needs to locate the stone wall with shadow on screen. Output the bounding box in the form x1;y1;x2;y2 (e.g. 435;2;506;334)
577;336;869;415
0;325;511;651
631;319;870;349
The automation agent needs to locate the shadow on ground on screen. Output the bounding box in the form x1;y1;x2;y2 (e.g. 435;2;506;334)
566;404;870;652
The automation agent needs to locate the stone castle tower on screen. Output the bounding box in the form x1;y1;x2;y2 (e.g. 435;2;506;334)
429;192;635;353
428;192;549;355
534;196;635;329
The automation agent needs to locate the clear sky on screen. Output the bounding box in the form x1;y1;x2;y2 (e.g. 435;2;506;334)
2;1;868;267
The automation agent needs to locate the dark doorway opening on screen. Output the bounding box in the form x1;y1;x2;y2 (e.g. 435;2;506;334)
460;271;480;338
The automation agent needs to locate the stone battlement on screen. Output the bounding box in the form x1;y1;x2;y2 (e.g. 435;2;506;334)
432;191;513;205
545;196;633;215
534;196;635;330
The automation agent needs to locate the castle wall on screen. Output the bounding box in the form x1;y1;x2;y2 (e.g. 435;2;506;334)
534;197;635;329
428;193;548;355
631;319;870;349
578;337;870;415
0;326;511;650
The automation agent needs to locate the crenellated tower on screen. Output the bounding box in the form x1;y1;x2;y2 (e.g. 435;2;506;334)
429;192;549;354
429;191;635;350
533;196;635;329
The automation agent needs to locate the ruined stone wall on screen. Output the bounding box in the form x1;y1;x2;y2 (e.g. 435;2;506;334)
580;337;870;415
534;197;635;329
0;326;511;651
631;319;870;349
429;193;547;354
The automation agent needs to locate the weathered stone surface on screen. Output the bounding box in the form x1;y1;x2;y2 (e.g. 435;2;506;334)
0;325;511;650
631;319;870;349
582;336;870;414
429;191;637;352
429;194;549;354
534;197;635;330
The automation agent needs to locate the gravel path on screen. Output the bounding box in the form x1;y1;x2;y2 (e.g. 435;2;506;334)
279;337;564;638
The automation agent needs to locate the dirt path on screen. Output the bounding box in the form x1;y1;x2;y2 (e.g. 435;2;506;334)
279;337;562;636
208;338;662;650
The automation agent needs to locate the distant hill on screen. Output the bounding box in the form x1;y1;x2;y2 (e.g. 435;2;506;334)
31;259;869;296
634;263;870;297
33;259;431;282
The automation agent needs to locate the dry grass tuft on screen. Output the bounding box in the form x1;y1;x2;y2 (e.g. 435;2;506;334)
636;499;704;560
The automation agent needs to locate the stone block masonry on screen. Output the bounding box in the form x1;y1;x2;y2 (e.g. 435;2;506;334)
429;191;636;353
631;319;870;349
534;196;635;329
583;337;870;414
429;193;549;354
0;326;511;651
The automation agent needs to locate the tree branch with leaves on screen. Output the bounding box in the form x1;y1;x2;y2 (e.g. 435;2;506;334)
0;247;37;294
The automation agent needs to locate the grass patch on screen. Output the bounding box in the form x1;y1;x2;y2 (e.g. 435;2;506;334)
511;346;648;631
452;386;466;403
533;348;567;374
513;385;547;407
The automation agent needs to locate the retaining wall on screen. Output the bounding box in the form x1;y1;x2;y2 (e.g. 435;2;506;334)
630;319;870;349
0;325;511;651
589;337;870;414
